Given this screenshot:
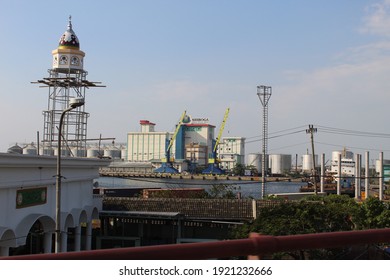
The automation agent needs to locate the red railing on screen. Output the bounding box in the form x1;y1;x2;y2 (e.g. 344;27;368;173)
2;228;390;260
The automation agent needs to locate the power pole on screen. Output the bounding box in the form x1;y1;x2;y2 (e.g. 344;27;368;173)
306;125;318;195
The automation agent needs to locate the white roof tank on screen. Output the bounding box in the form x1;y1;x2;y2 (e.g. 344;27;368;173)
23;143;37;155
7;144;23;154
87;145;101;158
70;146;86;157
104;144;121;159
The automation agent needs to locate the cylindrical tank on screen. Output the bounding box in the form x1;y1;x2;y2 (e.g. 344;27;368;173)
247;153;262;173
120;145;127;160
41;147;54;156
302;154;318;172
375;159;390;171
104;145;121;159
53;147;70;157
23;143;37;155
87;145;101;158
269;154;292;175
332;150;354;162
7;144;23;154
70;147;86;157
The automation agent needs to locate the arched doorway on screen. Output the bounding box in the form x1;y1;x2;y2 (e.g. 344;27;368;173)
10;220;47;255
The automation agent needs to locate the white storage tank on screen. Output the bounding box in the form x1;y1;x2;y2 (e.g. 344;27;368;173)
23;143;37;155
247;153;262;173
87;145;101;158
269;154;292;175
70;146;86;157
54;147;70;157
7;144;23;154
120;145;127;160
104;144;121;159
41;147;54;156
332;150;354;162
302;154;318;173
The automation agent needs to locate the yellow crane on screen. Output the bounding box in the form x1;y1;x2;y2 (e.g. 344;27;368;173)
202;108;230;174
154;110;187;173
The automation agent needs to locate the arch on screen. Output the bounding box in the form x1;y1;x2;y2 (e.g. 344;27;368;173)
85;206;99;220
70;208;83;225
0;227;17;247
79;210;88;224
15;214;55;246
64;213;75;229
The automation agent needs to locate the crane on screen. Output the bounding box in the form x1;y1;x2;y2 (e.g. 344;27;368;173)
202;108;230;174
153;110;187;173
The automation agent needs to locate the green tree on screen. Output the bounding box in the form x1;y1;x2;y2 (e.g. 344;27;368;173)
231;195;363;259
232;163;245;176
207;184;236;199
358;197;390;229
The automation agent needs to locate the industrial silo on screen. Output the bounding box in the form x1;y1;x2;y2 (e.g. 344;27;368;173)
269;154;292;175
332;150;354;163
7;144;23;154
53;147;70;157
120;145;127;160
22;143;37;155
87;145;101;158
70;146;87;157
104;144;121;159
41;147;54;156
302;154;318;173
247;153;261;174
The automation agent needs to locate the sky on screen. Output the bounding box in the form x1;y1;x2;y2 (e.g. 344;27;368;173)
1;0;390;163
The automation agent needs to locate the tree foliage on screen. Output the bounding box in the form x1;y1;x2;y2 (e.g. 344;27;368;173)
232;163;246;176
206;184;237;199
231;195;390;259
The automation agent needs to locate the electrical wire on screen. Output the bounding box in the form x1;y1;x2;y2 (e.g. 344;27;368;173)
245;129;306;144
315;125;390;138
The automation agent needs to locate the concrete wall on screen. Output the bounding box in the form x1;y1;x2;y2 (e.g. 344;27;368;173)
0;153;109;256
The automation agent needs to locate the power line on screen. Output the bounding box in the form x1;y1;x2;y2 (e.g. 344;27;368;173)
246;125;308;140
315;141;390;152
315;125;390;138
246;129;306;144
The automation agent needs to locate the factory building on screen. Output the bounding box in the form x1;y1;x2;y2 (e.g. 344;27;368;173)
126;120;173;162
125;115;217;171
218;137;246;171
182;116;215;166
330;149;355;181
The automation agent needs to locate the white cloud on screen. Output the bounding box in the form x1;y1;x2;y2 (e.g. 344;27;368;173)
361;0;390;37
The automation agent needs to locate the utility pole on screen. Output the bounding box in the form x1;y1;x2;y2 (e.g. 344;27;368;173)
306;125;318;195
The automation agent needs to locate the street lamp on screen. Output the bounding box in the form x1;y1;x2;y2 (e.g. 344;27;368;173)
55;97;85;253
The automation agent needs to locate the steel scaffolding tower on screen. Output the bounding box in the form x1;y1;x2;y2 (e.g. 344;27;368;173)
257;85;272;199
33;17;104;156
35;69;98;156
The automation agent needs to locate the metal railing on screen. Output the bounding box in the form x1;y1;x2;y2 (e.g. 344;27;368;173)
2;228;390;260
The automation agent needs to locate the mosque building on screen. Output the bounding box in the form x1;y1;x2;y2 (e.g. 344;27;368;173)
0;17;109;257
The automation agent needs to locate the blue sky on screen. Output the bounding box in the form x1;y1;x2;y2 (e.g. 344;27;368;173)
1;0;390;163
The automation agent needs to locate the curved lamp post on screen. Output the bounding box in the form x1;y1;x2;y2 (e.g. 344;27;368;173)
55;97;85;253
